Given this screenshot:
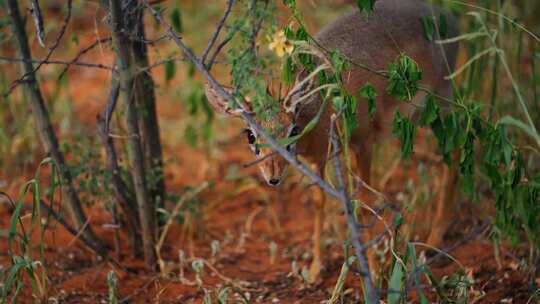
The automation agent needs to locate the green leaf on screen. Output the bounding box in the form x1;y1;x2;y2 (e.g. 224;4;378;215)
165;60;176;83
356;0;377;15
460;132;475;194
341;94;359;142
330;50;348;73
388;261;403;304
186;86;203;115
420;14;448;41
359;83;377;120
282;56;295;86
386;54;422;101
184;124;198;147
283;0;297;10
419;95;439;125
392;111;416;159
407;244;429;304
420;16;435;41
439;14;448;38
170;7;183;33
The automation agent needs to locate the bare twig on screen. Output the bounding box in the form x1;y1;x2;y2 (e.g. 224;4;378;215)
329;116;378;303
202;0;234;67
0;56;113;72
242;151;277;168
97;77;143;258
58;37;112;79
6;0;106;254
6;0;73;96
29;0;45;47
156;182;209;257
206;35;234;70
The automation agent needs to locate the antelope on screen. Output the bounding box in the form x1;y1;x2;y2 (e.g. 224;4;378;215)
205;0;459;281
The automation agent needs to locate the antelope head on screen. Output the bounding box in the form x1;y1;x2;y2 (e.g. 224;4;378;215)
204;81;302;187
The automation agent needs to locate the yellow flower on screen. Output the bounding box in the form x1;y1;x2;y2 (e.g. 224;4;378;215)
269;30;294;57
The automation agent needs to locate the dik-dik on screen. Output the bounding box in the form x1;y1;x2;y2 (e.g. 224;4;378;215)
205;0;459;280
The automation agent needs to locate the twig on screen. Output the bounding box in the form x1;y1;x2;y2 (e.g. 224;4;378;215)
202;0;234;67
329;116;379;303
38;199;133;273
6;0;106;254
120;275;160;303
58;37;112;79
29;0;45;47
6;0;73;96
0;56;113;71
199;258;260;292
206;35;234;70
242;151;277;168
97;76;143;257
156;182;209;255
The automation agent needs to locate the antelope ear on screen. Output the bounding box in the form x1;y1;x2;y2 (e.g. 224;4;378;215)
204;81;243;117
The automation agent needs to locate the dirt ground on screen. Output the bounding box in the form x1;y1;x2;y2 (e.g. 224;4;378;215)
0;2;538;303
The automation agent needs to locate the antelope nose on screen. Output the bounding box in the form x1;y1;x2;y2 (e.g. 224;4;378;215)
268;178;280;186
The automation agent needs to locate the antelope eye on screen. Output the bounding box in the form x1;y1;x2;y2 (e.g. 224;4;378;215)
289;126;300;137
245;129;256;144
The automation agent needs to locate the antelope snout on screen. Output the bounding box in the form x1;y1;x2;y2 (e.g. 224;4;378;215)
259;155;288;187
268;178;281;186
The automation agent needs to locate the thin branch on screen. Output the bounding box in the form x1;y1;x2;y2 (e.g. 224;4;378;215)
206;35;233;70
6;0;73;95
97;76;143;258
29;0;45;47
202;0;234;67
58;37;112;79
0;56;113;72
6;0;107;254
329;116;379;303
242;151;277;168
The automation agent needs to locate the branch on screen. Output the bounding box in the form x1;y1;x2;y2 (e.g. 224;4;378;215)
29;0;45;47
39;199;135;273
58;37;112;79
0;56;113;71
6;0;107;255
6;0;73;96
96;76;143;257
202;0;234;67
109;0;157;267
206;35;233;70
329;116;379;303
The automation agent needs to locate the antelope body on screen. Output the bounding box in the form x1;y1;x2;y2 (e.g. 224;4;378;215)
206;0;459;280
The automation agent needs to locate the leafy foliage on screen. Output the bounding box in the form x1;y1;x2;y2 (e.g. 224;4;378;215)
392;111;416;159
359;83;377;120
386;54;422;101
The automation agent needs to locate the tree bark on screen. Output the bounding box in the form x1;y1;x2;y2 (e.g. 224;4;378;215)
97;78;143;258
109;0;157;267
125;4;166;210
6;0;106;254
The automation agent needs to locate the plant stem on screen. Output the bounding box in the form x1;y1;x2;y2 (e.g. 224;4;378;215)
6;0;106;255
109;0;157;267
